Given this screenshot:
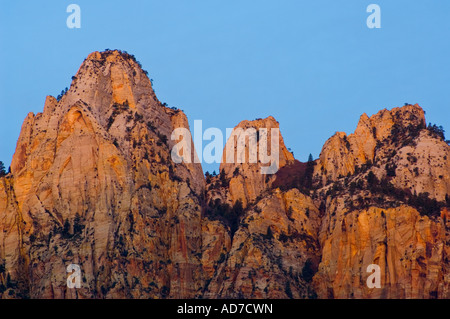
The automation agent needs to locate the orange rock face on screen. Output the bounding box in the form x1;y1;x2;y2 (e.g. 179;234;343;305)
1;50;449;299
311;104;450;299
220;116;294;207
315;104;426;184
315;205;450;298
1;50;205;299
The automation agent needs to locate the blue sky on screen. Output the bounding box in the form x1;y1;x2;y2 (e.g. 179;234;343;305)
1;1;449;173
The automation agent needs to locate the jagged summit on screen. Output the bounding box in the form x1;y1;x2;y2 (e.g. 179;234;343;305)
315;103;428;184
219;116;294;207
4;50;207;299
55;50;155;113
82;49;150;74
86;49;141;62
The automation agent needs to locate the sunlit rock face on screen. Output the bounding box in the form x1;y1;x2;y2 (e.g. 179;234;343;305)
1;50;449;299
1;50;205;298
312;104;450;299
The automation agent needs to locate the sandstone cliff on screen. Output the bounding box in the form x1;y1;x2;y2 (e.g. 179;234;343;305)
1;50;204;298
201;103;450;299
202;118;316;298
1;50;449;299
312;104;450;298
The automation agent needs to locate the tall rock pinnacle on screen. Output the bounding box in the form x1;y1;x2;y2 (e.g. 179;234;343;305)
220;116;294;207
2;50;205;298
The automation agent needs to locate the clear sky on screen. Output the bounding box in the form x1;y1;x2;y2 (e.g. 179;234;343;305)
1;1;449;173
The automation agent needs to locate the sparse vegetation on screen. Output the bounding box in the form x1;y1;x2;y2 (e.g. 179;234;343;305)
107;101;130;130
62;219;71;239
301;259;316;283
0;161;6;177
385;163;397;177
427;123;446;140
390;122;424;146
205;199;244;237
351;171;447;217
73;213;84;235
263;226;273;240
286;206;294;221
284;281;293;299
160;285;170;298
56;87;68;101
205;171;212;184
272;159;315;195
147;121;156;131
157;132;168;146
134;112;144;122
220;169;229;187
102;49;150;76
366;171;378;186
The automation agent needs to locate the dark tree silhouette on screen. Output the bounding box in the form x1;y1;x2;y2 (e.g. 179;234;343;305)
0;161;6;177
264;226;273;240
427;123;445;140
220;169;228;187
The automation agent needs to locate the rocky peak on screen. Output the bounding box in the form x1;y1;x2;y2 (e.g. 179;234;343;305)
11;50;204;189
70;50;153;107
310;104;450;299
218;116;294;207
51;50;164;133
315;104;427;184
2;51;205;299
